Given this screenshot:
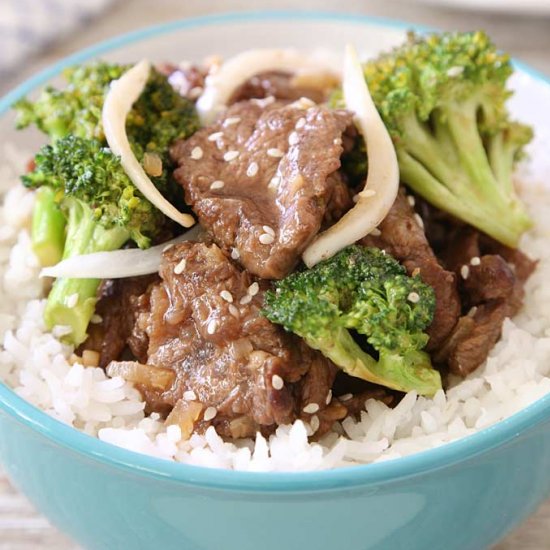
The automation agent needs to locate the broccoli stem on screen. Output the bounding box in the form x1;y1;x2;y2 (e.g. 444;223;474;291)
31;187;66;267
442;101;502;203
397;150;517;244
398;111;532;249
401;115;467;192
486;132;513;193
318;327;441;396
443;102;532;235
44;200;129;345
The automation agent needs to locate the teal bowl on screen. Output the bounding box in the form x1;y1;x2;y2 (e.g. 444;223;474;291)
1;12;550;550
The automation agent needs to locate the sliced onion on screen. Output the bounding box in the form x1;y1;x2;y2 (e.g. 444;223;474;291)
102;60;195;228
106;361;175;391
166;399;204;441
196;48;341;124
40;225;202;279
302;44;399;268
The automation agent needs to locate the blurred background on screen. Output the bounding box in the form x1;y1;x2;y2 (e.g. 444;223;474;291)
1;1;549;549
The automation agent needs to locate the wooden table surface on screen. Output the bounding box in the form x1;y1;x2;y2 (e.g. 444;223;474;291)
1;1;549;548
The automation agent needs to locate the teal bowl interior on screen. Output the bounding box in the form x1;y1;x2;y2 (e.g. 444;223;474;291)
1;11;550;550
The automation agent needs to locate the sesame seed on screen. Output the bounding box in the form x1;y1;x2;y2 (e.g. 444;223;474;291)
208;131;223;141
240;295;252;305
248;282;259;296
174;259;186;274
66;293;78;308
333;137;342;146
262;225;275;236
259;233;275;245
231;248;240;260
210;180;225;190
325;390;332;405
163;243;175;252
207;319;218;334
412;268;421;277
220;290;233;303
468;306;478;317
224;116;241;126
414;213;425;229
310;415;320;433
352;195;359;204
267;148;284;158
407;292;420;303
168;71;187;92
370;228;381;237
407;195;416;207
246;162;259;177
268;176;281;189
191;146;203;160
340;393;353;402
470;256;481;266
272;374;284;390
90;314;103;324
288;132;299;146
447;66;464;77
183;390;197;401
229;304;239;317
362;189;377;198
224;150;239;162
303;403;320;414
295;117;306;129
460;265;470;279
204;406;217;421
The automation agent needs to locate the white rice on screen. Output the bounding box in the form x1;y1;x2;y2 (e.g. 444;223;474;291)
1;143;550;472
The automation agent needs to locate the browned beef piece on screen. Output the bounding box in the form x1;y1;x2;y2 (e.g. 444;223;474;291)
131;241;347;438
80;275;157;368
433;303;508;376
361;188;461;351
478;235;537;283
229;71;330;105
324;173;354;227
170;100;353;279
434;227;536;376
460;255;516;305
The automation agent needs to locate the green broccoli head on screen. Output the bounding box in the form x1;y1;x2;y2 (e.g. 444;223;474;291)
22;135;166;345
14;61;199;204
23;135;163;249
128;67;200;155
264;245;441;396
363;31;533;248
15;63;127;141
14;61;199;145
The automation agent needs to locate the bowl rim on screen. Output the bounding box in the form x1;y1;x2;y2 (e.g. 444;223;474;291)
1;9;550;493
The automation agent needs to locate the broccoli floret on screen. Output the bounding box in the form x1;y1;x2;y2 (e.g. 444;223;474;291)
23;135;165;345
14;61;199;203
15;63;127;141
363;31;533;247
263;245;441;396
